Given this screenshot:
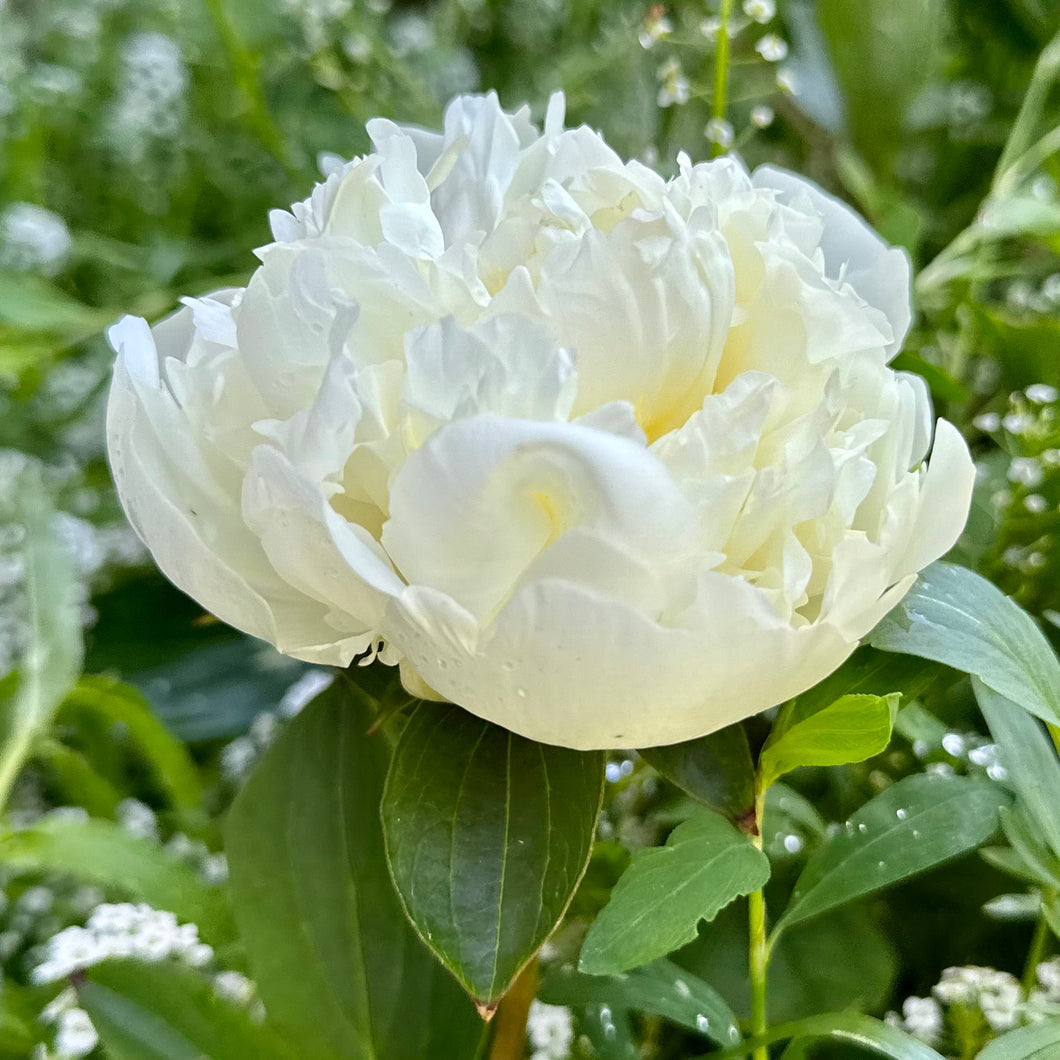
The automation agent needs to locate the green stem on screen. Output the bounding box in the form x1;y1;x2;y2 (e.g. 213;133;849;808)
487;958;539;1060
711;0;736;158
1022;910;1051;995
748;787;769;1060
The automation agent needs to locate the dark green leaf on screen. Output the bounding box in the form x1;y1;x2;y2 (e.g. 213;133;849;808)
713;1011;945;1059
381;703;604;1008
579;813;769;976
976;679;1060;861
869;562;1060;726
776;773;1009;933
225;686;482;1060
540;960;741;1047
760;695;897;790
80;960;296;1060
0;818;233;946
639;724;755;825
131;638;309;743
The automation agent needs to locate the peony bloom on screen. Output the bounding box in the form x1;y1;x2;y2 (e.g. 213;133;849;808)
107;92;974;750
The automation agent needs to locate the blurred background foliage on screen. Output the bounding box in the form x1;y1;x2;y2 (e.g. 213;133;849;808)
2;0;1060;1057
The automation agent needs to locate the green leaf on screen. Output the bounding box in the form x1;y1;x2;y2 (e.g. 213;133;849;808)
129;637;310;743
760;694;897;790
576;1005;639;1060
714;1011;945;1060
976;679;1060;861
540;960;741;1046
782;647;939;726
977;1017;1060;1060
869;562;1060;726
224;686;482;1060
0;818;234;946
79;960;296;1060
776;773;1009;934
0;472;83;810
0;272;111;334
579;813;770;976
639;724;755;825
997;804;1060;889
381;703;604;1008
60;677;204;812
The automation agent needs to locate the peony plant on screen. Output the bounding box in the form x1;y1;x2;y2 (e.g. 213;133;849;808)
96;86;1051;1060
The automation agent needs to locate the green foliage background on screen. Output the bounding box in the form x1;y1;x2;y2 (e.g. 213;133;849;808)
3;0;1060;1058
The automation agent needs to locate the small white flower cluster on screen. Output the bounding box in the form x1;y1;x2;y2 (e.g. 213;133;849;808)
163;832;229;886
526;1000;574;1060
887;966;1024;1046
1025;958;1060;1022
886;995;944;1046
32;903;213;984
281;0;352;51
109;32;187;161
116;798;158;841
221;669;333;781
949;81;992;127
0;202;71;274
37;989;98;1060
933;966;1023;1032
656;58;690;109
639;8;673;50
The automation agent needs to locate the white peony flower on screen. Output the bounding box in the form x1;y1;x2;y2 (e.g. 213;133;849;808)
106;92;974;750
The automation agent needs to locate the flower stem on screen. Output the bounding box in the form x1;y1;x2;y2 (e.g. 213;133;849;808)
487;958;539;1060
1022;909;1051;995
711;0;736;158
748;787;769;1060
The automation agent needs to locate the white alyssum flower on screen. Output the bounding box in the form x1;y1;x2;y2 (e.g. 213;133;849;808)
32;903;212;983
885;995;942;1046
106;92;974;750
0;203;72;274
933;966;1023;1031
53;1009;98;1058
526;1000;574;1060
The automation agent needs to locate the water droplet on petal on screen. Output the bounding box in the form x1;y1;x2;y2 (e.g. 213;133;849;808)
696;1014;711;1034
896;808;908;820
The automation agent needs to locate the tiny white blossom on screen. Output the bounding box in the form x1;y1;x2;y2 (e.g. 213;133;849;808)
755;34;788;62
900;996;943;1045
704;118;734;148
0;203;72;275
1008;457;1044;488
743;0;775;22
117;798;158;840
527;1000;574;1060
639;11;673;49
973;412;1001;432
54;1009;98;1058
750;104;775;129
776;67;798;93
214;970;256;1005
1026;384;1059;404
